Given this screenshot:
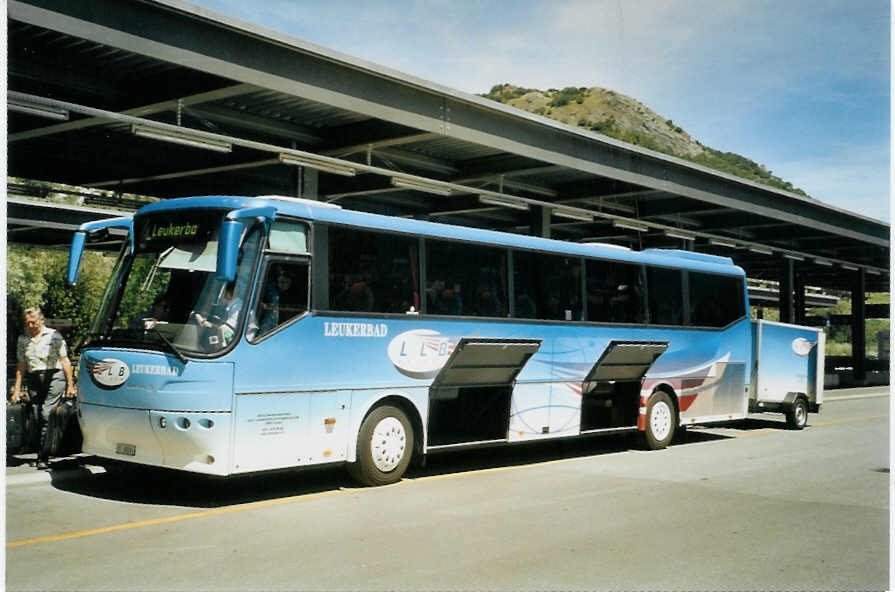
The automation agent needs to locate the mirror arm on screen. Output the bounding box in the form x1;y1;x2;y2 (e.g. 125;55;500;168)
67;216;134;285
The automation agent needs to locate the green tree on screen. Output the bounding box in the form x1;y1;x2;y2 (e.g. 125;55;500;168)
6;245;117;364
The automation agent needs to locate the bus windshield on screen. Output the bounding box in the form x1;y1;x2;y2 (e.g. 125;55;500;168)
90;211;263;356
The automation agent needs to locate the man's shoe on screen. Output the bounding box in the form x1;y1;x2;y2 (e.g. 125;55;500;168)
36;460;49;470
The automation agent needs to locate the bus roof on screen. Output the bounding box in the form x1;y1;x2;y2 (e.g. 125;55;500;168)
137;195;744;276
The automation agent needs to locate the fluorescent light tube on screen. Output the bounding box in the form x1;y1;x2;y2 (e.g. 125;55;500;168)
391;177;453;196
9;98;69;121
478;195;529;211
132;124;231;153
783;254;804;261
814;258;833;267
748;246;773;255
279;153;356;177
840;263;858;271
709;238;739;248
553;208;594;222
664;230;694;241
612;219;648;232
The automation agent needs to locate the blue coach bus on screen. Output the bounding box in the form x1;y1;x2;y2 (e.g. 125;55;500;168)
67;195;823;485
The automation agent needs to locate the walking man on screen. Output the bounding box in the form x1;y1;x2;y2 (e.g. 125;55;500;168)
11;307;77;469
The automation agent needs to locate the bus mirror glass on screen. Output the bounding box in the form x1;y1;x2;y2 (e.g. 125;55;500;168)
216;220;244;282
67;231;87;285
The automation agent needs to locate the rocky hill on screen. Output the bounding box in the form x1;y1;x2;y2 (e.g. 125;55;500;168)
481;84;806;196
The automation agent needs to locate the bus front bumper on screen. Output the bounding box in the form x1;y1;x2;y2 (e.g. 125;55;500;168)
79;402;232;476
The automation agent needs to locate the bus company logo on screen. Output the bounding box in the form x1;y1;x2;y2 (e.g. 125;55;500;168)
87;358;130;389
791;337;815;357
387;329;455;379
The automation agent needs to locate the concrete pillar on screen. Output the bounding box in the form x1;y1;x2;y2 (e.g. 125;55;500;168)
778;257;795;324
851;268;866;382
295;167;319;199
794;267;806;325
530;205;551;238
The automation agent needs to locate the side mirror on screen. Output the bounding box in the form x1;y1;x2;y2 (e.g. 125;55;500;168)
67;231;87;286
216;206;277;282
216;219;244;282
67;216;133;286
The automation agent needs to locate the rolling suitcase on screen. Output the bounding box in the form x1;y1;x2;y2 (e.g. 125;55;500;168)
7;402;26;455
7;401;39;456
45;400;80;457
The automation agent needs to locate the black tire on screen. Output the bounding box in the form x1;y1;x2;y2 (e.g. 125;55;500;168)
641;390;677;450
786;396;808;430
347;404;414;486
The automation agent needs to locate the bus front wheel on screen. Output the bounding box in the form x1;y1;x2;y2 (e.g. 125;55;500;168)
348;404;414;486
641;390;676;450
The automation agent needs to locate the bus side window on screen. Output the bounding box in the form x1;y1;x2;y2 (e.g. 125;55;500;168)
586;259;645;324
689;271;745;327
647;267;683;325
248;259;309;340
514;250;581;321
426;239;507;317
328;227;419;314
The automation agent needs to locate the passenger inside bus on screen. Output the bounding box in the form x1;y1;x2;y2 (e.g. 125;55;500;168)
428;279;463;315
249;261;309;339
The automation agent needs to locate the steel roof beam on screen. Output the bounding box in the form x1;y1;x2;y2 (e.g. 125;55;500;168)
451;175;557;198
9;82;258;142
83;158;281;188
187;103;321;145
371;148;458;175
323;132;441;157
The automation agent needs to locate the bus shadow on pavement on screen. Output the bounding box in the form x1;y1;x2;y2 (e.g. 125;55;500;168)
50;460;352;508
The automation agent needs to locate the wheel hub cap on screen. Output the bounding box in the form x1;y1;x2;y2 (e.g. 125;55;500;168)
371;417;406;473
650;401;672;441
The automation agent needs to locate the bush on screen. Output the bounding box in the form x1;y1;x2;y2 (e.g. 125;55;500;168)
549;86;588;108
7;245;117;364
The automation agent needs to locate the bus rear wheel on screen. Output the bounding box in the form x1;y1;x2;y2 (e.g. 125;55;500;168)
641;390;676;450
348;404;414;486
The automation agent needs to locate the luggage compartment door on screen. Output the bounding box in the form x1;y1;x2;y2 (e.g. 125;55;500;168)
427;338;541;448
580;341;668;432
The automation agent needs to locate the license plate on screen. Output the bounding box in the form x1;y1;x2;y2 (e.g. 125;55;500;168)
115;443;136;456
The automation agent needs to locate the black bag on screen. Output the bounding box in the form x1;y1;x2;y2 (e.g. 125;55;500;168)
45;400;81;458
7;401;39;456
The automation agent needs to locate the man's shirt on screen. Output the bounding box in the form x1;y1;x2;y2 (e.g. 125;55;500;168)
17;326;67;372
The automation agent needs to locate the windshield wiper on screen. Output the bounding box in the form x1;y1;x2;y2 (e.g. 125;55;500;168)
145;327;188;364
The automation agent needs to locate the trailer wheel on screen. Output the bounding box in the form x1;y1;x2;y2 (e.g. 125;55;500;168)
642;390;676;450
786;396;808;430
348;404;414;486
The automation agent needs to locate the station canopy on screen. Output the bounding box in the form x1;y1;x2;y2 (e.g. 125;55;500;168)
7;0;889;292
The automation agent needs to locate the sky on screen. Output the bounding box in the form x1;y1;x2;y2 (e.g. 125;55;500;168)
192;0;890;222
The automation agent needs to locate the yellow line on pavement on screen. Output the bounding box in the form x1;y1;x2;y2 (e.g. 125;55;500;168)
812;413;889;427
7;489;342;548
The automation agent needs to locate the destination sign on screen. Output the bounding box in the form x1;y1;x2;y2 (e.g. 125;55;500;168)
136;213;218;248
